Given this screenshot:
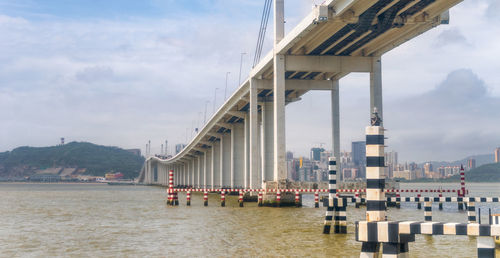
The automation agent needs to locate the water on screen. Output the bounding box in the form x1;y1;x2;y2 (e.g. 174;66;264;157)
0;182;499;257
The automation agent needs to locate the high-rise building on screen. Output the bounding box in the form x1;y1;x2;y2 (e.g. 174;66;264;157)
175;144;187;154
286;151;294;160
495;148;500;163
423;162;433;174
310;148;324;161
352;141;366;166
467;159;476;170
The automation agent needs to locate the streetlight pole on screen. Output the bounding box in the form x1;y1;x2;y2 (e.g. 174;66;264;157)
238;52;246;86
204;100;210;124
213;88;219;114
224;72;230;101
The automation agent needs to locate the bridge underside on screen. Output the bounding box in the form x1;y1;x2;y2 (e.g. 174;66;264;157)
140;0;462;189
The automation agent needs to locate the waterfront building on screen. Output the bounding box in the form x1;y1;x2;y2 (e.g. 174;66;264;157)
495;148;500;163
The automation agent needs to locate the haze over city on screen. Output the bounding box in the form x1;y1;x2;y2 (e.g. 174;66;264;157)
1;0;499;162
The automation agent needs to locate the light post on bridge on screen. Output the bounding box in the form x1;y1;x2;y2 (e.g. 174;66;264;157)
224;72;230;101
238;52;246;86
204;100;210;124
213;87;219;114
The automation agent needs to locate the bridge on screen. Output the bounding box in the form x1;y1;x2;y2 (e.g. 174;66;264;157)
139;0;459;191
137;0;500;257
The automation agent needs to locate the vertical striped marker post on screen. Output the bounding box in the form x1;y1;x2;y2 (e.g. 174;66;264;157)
239;190;244;207
361;124;385;256
395;193;401;209
221;190;226;207
417;193;422;210
477;237;495;258
166;189;172;206
323;157;336;234
295;192;301;207
424;198;432;221
458;165;466;210
438;190;443;210
468;201;476;223
203;191;208;206
258;192;263;207
355;191;360;208
314;192;319;208
186;190;191;206
276;190;281;207
335;197;347;234
168;169;175;206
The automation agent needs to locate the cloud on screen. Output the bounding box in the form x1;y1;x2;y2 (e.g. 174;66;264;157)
433;28;471;47
75;66;114;83
0;0;499;163
386;69;500;161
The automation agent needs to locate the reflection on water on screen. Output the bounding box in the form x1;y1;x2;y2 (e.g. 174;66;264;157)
0;183;498;257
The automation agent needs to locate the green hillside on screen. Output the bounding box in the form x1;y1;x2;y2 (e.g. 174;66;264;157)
463;162;500;182
0;142;144;179
445;162;500;182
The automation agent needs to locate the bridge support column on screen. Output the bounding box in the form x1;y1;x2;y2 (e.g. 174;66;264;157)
370;57;383;125
249;79;261;191
272;0;286;185
205;148;212;189
213;140;221;188
262;101;274;186
182;163;186;187
221;133;231;188
191;159;195;188
232;123;245;189
244;114;249;189
197;155;202;188
331;80;341;181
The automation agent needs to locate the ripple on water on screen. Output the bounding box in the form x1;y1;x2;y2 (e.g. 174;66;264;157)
0;183;499;257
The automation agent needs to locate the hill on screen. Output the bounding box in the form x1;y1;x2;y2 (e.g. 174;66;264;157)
449;162;500;182
0;142;144;179
418;154;494;168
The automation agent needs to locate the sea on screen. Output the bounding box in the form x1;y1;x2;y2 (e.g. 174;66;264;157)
0;182;499;257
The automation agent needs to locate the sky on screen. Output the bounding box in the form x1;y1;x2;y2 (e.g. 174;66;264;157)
0;0;499;163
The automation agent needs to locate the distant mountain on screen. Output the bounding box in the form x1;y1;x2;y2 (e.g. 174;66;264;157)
0;142;144;179
418;154;494;168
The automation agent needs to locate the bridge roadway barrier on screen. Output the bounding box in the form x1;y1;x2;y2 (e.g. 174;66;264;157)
170;188;464;194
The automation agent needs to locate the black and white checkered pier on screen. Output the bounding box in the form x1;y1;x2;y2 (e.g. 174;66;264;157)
356;221;499;257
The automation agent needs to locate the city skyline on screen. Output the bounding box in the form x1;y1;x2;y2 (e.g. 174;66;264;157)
1;1;499;162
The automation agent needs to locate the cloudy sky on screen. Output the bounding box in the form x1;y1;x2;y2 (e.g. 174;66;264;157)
0;0;499;162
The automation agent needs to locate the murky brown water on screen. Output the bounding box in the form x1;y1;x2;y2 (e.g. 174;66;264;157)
0;182;499;257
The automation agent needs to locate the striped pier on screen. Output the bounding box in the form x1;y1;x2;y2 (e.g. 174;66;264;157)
220;190;225;207
323;157;336;234
356;221;499;258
